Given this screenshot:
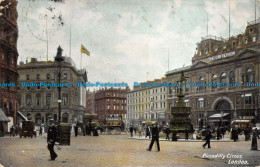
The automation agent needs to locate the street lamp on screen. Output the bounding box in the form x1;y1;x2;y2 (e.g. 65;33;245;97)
54;46;64;125
204;111;207;127
150;98;154;120
220;110;224;127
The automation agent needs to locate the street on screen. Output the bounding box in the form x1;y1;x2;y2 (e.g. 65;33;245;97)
0;134;259;167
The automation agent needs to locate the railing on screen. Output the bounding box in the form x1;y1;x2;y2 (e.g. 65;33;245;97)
201;35;225;41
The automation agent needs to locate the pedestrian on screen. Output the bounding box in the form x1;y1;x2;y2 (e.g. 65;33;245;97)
217;126;221;140
138;125;142;138
129;126;133;137
10;126;14;137
202;126;212;149
232;127;238;142
147;124;160;152
251;128;258;150
185;128;189;140
47;120;58;160
15;125;18;136
93;127;99;136
39;126;43;136
134;127;137;134
145;126;150;139
244;127;250;141
74;124;78;137
172;131;178;141
165;126;170;141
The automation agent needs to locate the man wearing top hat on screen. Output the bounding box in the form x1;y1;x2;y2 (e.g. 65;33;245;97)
47;119;58;160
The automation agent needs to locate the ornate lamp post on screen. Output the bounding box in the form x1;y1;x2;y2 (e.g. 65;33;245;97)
54;46;64;125
204;111;207;127
221;110;224;127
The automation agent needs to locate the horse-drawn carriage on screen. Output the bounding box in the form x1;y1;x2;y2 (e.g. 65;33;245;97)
19;121;37;138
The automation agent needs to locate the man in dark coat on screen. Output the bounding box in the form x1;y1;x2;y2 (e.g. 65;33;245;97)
251;128;258;150
217;126;221;140
145;126;150;139
47;121;58;160
147;124;160;152
39;125;43;136
202;126;212;149
165;126;170;141
74;124;78;137
129;126;134;137
185;128;189;140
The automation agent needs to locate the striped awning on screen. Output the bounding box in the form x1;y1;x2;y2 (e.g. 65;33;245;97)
0;108;10;122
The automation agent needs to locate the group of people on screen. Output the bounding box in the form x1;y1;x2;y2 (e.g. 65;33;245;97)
74;123;99;137
9;125;20;137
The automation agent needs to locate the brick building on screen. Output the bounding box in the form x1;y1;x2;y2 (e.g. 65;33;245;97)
95;88;128;123
0;0;19;133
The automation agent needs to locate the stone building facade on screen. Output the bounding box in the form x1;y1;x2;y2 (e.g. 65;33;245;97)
126;78;167;128
166;19;260;127
17;58;87;125
95;88;128;123
0;0;19;133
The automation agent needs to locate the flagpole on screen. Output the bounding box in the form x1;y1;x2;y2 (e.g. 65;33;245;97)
80;52;82;69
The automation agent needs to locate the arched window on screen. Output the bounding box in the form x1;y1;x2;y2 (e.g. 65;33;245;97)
229;71;235;84
246;68;253;83
212;74;217;89
198;76;204;91
220;72;226;83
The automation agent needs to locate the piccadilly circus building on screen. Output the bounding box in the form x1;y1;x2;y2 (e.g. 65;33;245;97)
166;18;260;128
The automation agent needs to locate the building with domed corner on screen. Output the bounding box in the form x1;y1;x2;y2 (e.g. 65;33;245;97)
0;0;19;134
165;18;260;128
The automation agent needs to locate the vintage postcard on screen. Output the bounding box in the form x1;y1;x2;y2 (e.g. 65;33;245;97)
0;0;259;166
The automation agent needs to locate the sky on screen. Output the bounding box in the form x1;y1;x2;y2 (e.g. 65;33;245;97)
16;0;259;89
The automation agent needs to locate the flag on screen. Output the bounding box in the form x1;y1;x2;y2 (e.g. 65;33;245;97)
80;44;90;56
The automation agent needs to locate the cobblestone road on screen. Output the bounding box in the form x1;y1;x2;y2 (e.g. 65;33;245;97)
0;134;259;167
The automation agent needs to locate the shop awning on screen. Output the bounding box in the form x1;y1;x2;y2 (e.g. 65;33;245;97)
17;111;28;121
209;113;230;118
0;108;10;122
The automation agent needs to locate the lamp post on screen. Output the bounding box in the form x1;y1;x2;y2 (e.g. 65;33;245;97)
221;110;224;127
150;98;154;120
54;46;64;125
204;111;207;127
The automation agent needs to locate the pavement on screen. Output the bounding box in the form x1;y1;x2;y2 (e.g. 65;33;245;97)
128;135;234;142
0;134;259;167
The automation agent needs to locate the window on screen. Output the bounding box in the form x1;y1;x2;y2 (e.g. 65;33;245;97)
198;98;204;108
229;71;235;84
63;73;67;79
184;99;189;107
36;94;41;106
185;79;189;92
245;94;252;104
46;74;50;79
46;94;51;105
220;72;227;83
107;105;110;110
26;94;32;106
198;77;204;91
212;74;217;89
62;94;68;106
246;68;253;83
232;41;236;46
26;75;29;80
36;74;40;80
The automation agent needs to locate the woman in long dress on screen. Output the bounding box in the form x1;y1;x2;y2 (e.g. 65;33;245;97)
251;128;258;150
